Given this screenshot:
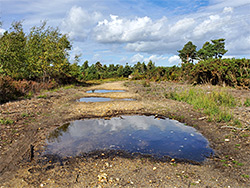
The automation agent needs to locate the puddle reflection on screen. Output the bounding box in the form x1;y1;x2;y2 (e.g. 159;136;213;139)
77;97;135;102
86;89;125;93
45;115;213;162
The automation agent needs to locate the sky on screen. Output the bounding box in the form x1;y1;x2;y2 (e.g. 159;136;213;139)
0;0;250;66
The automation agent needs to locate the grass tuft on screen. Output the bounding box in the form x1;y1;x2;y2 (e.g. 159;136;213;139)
165;88;236;122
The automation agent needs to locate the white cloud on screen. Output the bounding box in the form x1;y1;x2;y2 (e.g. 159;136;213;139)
62;6;102;40
169;18;195;36
94;15;167;43
223;7;234;14
144;55;168;63
0;28;5;36
193;15;223;39
130;53;144;63
168;55;182;66
93;5;250;56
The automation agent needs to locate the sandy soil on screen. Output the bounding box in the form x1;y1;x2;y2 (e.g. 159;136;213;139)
0;80;249;187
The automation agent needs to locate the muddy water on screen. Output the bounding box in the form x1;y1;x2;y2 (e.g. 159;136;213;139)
44;115;213;162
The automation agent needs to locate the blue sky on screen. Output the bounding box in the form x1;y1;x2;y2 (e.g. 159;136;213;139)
1;0;250;66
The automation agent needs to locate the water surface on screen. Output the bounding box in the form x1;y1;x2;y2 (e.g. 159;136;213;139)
77;97;135;102
45;115;213;162
86;89;125;93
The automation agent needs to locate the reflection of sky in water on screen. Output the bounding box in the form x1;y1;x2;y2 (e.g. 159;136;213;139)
45;115;213;162
86;89;125;93
77;97;135;102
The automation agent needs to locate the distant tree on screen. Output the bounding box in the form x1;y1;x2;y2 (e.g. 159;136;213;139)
117;65;124;77
197;42;214;60
211;39;227;59
69;62;80;78
147;60;155;71
140;62;147;73
81;61;89;70
133;62;142;73
123;63;133;77
178;41;197;63
198;38;227;60
95;61;103;72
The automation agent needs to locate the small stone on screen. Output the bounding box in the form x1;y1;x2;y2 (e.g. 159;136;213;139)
194;179;201;184
199;117;206;120
225;139;230;142
153;167;157;171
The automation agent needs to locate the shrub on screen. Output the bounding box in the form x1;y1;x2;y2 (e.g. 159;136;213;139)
165;87;235;122
0;76;58;103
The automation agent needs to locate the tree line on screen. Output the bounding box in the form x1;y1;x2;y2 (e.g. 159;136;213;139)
1;21;250;103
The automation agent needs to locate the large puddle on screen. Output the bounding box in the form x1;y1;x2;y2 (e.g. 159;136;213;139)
77;97;135;102
44;115;213;162
86;89;125;93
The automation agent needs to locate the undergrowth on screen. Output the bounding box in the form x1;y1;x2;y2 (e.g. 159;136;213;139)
165;87;236;122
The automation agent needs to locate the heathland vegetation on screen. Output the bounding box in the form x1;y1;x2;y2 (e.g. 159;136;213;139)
1;21;250;103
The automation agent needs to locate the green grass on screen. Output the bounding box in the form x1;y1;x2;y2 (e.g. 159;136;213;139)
244;98;250;107
242;174;249;178
0;118;14;125
165;88;236;122
37;94;47;99
24;91;34;99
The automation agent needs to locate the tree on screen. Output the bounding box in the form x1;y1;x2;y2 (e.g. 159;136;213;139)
0;21;27;79
211;39;227;59
197;42;214;60
123;63;132;77
147;60;155;71
26;21;71;82
81;61;89;71
197;38;227;60
178;41;197;63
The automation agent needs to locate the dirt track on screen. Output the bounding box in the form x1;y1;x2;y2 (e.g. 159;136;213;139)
0;81;250;187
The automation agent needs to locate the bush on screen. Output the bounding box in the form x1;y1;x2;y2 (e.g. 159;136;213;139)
191;58;250;88
0;76;58;103
0;76;22;103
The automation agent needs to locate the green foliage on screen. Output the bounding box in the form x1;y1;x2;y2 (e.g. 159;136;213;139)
37;94;47;99
191;58;250;88
26;21;71;82
0;21;28;79
197;39;227;60
0;118;14;125
165;88;235;122
0;21;71;82
244;98;250;107
178;41;197;63
242;174;249;178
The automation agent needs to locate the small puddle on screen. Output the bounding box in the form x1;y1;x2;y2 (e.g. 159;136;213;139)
77;97;135;102
86;89;125;93
44;115;213;162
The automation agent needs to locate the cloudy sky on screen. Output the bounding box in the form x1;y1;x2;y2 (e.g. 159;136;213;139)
0;0;250;66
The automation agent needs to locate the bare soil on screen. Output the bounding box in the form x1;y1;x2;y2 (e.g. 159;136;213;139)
0;81;250;187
